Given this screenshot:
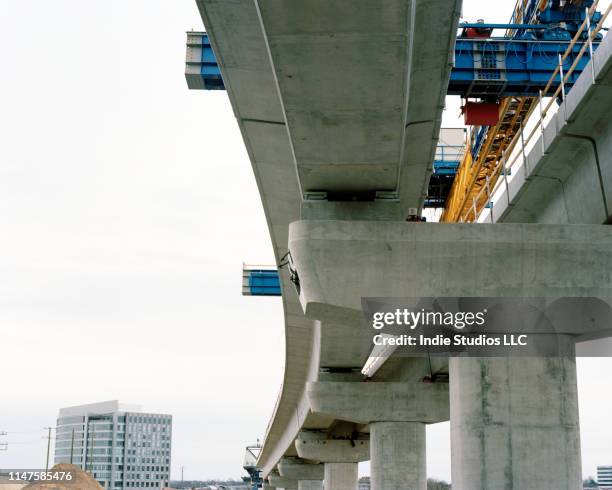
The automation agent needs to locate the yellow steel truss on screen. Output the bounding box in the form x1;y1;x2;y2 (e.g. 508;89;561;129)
440;0;553;222
441;96;536;222
442;0;604;222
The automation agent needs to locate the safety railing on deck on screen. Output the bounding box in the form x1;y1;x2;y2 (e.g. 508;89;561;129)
464;0;611;223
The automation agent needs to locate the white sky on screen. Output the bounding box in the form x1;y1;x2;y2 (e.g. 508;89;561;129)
0;0;610;483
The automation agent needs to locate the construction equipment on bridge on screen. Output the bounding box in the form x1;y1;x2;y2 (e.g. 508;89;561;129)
463;101;500;126
450;36;598;98
442;96;535;222
441;0;603;222
185;32;224;90
242;443;262;489
450;0;610;223
242;264;281;296
184;1;605;218
425;128;466;208
507;0;602;40
185;28;601;99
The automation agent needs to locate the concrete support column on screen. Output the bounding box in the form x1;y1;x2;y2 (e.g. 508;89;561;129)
305;382;448;490
370;421;426;490
278;458;324;490
269;474;298;490
449;356;582;490
298;480;323;490
295;431;366;490
324;462;357;490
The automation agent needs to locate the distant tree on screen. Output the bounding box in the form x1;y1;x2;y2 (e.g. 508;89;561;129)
427;478;451;490
583;477;598;488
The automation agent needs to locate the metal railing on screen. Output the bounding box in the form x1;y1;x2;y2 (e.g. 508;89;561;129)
434;144;465;162
465;1;611;223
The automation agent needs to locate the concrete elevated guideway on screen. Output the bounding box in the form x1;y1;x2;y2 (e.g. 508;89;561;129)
485;21;612;226
192;1;612;489
194;0;461;486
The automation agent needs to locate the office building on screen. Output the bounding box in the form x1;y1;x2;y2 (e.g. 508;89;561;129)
54;401;172;489
599;466;612;489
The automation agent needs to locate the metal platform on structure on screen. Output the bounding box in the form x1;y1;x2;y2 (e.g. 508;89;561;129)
185;32;224;90
242;265;281;297
425;128;466;208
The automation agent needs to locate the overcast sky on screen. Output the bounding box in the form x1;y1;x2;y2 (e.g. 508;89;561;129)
0;0;610;483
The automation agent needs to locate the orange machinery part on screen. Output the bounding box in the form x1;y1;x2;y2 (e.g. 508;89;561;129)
463;102;500;126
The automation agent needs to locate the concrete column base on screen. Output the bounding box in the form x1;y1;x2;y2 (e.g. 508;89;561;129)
298;480;323;490
269;474;298;490
324;462;357;490
450;356;582;490
370;421;426;490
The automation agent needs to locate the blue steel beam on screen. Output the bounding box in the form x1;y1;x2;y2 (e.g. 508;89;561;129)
185;33;224;90
185;33;601;99
242;268;281;296
245;269;281;296
459;23;550;30
450;37;600;98
433;160;461;175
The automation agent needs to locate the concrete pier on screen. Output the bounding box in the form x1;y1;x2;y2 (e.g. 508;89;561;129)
324;463;357;490
269;474;298;490
370;421;426;490
297;481;323;490
278;458;324;490
306;382;448;487
294;431;366;490
449;356;582;490
289;221;612;489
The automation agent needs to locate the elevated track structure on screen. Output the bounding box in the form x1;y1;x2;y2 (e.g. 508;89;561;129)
186;1;612;489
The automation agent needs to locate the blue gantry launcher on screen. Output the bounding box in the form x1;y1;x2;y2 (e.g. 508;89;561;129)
242;264;281;296
449;37;598;98
186;0;606;213
243;443;263;489
507;0;602;41
186;5;603;99
185;31;224;90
